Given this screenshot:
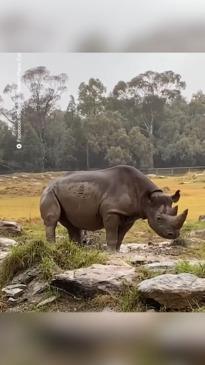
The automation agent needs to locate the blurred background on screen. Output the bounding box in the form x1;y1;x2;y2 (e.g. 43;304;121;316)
1;314;205;365
1;1;205;364
0;0;205;51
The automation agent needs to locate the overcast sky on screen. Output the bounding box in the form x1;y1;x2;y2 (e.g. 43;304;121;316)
1;53;205;109
1;0;205;51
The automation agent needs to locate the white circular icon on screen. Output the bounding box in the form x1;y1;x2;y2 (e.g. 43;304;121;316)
16;143;22;149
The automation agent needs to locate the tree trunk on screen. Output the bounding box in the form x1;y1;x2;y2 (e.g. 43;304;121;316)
86;140;90;170
149;148;154;169
149;126;154;169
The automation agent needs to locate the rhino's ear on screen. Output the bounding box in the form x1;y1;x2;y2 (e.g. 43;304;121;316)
171;190;180;203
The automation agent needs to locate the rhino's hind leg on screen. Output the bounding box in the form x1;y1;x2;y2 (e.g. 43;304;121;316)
103;214;120;251
68;226;82;244
59;217;82;245
40;189;61;242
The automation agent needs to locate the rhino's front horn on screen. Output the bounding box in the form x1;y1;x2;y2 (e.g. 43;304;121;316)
167;205;178;216
174;209;188;228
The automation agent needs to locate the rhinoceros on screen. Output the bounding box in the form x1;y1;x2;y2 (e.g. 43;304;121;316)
40;165;188;251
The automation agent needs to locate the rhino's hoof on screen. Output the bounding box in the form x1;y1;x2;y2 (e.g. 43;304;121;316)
106;245;117;253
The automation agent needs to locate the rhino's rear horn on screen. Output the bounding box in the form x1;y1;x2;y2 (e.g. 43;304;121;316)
167;205;178;216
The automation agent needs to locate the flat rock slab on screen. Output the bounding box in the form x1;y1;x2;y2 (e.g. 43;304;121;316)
120;241;172;254
130;255;162;266
52;264;136;296
0;237;17;248
144;261;177;271
138;273;205;309
2;284;26;298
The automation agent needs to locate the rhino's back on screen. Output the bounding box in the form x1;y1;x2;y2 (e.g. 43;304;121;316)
55;165;140;199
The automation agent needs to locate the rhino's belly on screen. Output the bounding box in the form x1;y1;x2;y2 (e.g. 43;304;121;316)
60;198;103;230
65;211;103;230
69;215;103;230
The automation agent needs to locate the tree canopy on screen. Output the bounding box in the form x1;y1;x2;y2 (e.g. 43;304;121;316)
0;67;204;172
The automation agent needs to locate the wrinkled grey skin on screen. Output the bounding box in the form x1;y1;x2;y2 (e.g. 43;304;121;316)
40;165;188;251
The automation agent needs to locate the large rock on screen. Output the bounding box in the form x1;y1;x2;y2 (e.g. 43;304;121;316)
52;264;136;296
0;221;21;235
138;273;205;309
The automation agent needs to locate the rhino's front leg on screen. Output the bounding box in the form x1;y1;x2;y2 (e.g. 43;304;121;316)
45;225;56;242
116;221;135;251
103;214;120;251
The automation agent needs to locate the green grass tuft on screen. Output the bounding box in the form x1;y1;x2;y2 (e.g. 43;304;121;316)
181;220;205;234
0;240;52;286
40;256;58;281
175;260;205;278
0;238;107;288
118;285;144;312
53;239;106;270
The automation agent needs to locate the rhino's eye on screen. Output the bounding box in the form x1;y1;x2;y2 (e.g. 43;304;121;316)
157;216;162;222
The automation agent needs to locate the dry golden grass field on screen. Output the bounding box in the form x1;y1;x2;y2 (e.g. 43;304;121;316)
0;170;204;227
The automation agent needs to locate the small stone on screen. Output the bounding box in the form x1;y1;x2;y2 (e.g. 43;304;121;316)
199;215;205;222
102;307;115;312
130;256;149;265
2;284;26;298
8;297;18;304
127;243;148;251
37;296;57;308
120;243;148;253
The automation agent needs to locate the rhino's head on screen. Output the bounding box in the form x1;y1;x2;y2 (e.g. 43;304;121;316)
144;189;188;239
